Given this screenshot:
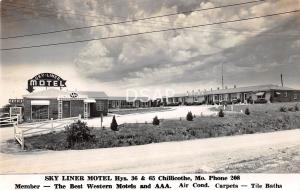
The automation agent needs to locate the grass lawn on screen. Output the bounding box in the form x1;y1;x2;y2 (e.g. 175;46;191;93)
211;102;300;113
24;103;300;151
109;107;172;115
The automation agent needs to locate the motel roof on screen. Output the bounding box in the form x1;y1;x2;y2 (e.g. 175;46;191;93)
108;96;150;102
168;84;298;98
23;89;108;99
172;93;188;98
79;91;108;99
204;84;296;95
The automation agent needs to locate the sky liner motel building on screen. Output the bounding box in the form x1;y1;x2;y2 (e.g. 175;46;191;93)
12;73;300;122
21;86;300;122
23;89;152;122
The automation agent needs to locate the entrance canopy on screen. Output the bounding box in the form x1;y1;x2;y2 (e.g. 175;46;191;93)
58;93;88;100
255;92;265;96
84;99;96;103
31;100;50;105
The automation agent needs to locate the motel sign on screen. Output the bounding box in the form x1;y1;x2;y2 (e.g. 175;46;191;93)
27;73;67;93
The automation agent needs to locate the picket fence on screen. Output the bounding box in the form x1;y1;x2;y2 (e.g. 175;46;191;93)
14;115;81;150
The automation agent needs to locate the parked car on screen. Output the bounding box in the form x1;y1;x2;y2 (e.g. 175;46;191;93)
220;100;232;105
166;102;181;106
232;98;241;104
254;99;268;104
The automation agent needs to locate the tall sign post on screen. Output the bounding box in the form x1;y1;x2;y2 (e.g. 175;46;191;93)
101;113;103;129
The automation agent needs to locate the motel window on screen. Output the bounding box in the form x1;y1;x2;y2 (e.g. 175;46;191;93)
31;105;49;120
294;94;298;100
96;101;105;111
284;92;288;97
258;95;264;99
214;95;218;100
224;94;228;101
231;93;237;100
219;95;222;101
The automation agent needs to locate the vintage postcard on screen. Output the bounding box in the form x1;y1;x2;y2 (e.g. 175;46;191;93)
1;0;300;189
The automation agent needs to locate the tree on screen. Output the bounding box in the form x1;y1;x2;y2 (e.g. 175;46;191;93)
110;115;118;131
186;111;193;121
218;109;224;117
152;116;160;126
245;108;250;115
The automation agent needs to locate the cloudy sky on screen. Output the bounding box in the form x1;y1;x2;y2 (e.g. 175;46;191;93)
1;0;300;106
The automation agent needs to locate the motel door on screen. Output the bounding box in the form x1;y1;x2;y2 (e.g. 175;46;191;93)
244;93;250;103
62;101;71;118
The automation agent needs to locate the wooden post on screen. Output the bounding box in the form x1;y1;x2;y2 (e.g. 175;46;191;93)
13;123;16;138
78;114;81;121
21;130;24;150
100;113;103;129
14;114;19;142
16;114;19;124
51;118;54;132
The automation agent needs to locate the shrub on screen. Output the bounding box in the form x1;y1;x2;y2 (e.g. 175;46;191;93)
245;108;250;115
110;115;118;131
152;116;160;126
254;99;268;104
186;111;193;121
295;104;299;111
218;109;224;117
279;106;287;112
65;120;95;148
288;107;294;112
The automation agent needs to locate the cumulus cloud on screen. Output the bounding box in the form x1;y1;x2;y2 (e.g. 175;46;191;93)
1;0;300;92
64;0;298;88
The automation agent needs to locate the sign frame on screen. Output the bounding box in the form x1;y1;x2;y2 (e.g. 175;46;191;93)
27;73;67;93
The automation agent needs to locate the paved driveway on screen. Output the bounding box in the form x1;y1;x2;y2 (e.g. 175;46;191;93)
1;129;300;173
86;105;216;127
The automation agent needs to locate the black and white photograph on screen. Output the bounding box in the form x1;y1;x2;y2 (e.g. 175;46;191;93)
1;0;300;181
